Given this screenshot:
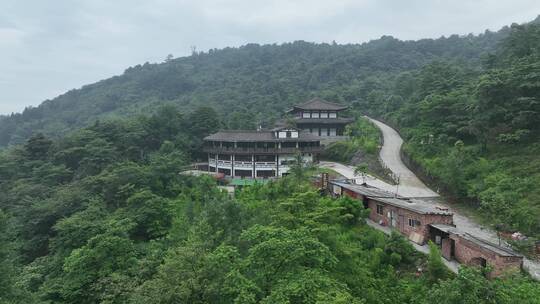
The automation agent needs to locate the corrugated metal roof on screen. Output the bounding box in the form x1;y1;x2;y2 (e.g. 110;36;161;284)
429;224;522;257
330;180;452;215
430;223;459;233
459;233;522;257
375;197;453;215
329;180;396;198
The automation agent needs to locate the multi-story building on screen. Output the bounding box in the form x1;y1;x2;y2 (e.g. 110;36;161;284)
285;98;354;137
203;127;322;178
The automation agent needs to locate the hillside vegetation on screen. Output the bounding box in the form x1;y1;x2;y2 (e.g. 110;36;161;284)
1;109;539;303
0;24;512;146
1;16;540;303
355;21;540;242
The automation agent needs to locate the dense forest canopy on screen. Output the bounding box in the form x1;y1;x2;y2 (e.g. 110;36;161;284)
356;20;540;238
1;16;540;304
1;108;539;303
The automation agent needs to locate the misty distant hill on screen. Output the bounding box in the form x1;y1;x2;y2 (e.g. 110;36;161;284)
0;23;512;146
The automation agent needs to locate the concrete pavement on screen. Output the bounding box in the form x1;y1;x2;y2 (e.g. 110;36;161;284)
320;117;540;279
365;117;440;198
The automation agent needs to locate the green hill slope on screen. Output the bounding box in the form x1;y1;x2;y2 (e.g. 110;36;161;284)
357;21;540;240
0;27;510;146
1;17;539;244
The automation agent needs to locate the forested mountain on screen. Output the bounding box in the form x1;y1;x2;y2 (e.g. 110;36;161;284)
355;20;540;239
1;108;539;303
0;22;512;146
0;19;540;236
2;16;540;304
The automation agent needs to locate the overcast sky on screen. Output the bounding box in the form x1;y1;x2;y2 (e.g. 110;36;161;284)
1;1;539;115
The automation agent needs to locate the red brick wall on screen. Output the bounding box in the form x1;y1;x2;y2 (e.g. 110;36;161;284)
367;198;453;244
368;199;388;226
451;235;522;278
441;238;452;260
343;188;359;199
334;184;522;277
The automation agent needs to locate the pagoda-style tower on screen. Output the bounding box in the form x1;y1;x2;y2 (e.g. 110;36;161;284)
285;98;353;137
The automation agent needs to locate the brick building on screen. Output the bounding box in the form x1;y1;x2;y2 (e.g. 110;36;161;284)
329;179;523;277
430;224;523;277
330;180;453;244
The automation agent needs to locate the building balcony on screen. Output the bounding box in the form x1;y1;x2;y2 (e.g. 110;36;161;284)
234;161;254;168
255;162;277;168
203;146;324;155
209;160;279;168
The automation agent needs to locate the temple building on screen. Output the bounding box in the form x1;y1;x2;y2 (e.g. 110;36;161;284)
203;127;322;178
285;98;354;137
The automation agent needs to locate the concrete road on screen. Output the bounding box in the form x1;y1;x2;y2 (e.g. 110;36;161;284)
365;116;540;280
320;117;540;279
365;117;439;198
319;161;398;192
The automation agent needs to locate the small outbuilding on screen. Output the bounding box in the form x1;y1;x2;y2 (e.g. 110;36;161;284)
429;224;523;277
329;180;453;245
327;179;524;278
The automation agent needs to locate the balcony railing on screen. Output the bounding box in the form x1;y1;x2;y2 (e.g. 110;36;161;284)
234;161;253;168
203;146;324;154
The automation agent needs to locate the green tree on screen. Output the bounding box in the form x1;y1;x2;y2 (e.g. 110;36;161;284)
24;133;53;160
426;241;449;284
61;232;137;303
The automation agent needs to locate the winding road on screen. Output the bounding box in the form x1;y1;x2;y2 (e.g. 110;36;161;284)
321;116;540;279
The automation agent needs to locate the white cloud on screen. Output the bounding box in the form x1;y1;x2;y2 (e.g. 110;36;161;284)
0;0;539;114
0;27;25;47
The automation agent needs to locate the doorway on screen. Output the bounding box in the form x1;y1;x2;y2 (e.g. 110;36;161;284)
470;257;487;268
390;210;397;227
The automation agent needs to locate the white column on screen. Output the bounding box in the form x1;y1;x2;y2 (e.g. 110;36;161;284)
252;154;255;178
231;154;235;177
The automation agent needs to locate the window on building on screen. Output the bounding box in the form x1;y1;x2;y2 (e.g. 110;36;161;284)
286;131;291;138
376;205;384;215
282;142;296;148
408;219;421;227
329;128;336;136
302;112;311;118
312;112;320;118
320;111;328;118
255;155;275;162
235;154;252;162
329;112;337;118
